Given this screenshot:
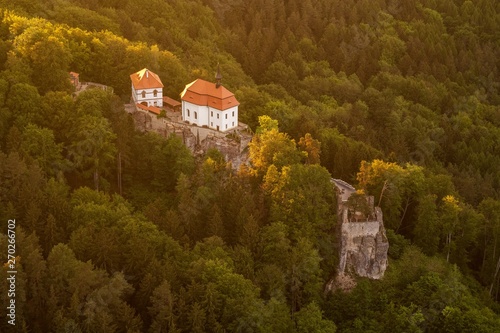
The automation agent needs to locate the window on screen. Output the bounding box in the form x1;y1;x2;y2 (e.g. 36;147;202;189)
141;91;146;98
217;114;219;119
232;111;235;117
225;124;228;129
211;111;213;117
225;114;227;119
153;89;158;97
211;122;213;127
187;109;190;117
194;112;197;120
232;122;234;127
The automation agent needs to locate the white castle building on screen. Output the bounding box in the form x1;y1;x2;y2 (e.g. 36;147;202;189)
130;68;164;107
180;67;239;132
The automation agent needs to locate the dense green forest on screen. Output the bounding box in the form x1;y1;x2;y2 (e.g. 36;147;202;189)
0;0;499;331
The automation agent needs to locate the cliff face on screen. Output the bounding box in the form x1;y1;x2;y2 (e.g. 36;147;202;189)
327;180;389;293
338;207;388;280
132;110;252;169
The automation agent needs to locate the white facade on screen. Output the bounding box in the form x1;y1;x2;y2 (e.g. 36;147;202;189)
132;86;163;107
182;101;238;132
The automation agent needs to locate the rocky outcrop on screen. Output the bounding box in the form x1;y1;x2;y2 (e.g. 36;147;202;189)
131;110;252;169
197;132;251;169
326;180;389;293
338;207;388;280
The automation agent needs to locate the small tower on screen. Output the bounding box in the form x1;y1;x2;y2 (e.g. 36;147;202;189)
215;64;222;88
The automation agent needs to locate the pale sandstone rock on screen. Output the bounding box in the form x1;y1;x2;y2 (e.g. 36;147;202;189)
327;181;389;293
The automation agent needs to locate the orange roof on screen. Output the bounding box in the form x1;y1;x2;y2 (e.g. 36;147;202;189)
163;96;181;107
180;79;239;111
136;103;162;115
69;72;79;78
130;68;164;90
148;106;162;115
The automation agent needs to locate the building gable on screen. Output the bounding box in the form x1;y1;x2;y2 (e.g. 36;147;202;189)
180;79;239;111
130;68;164;90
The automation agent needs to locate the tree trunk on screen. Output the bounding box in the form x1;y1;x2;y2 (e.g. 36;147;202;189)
290;264;299;320
397;196;411;232
481;233;488;275
377;180;388;207
446;232;451;263
94;169;99;191
117;152;122;196
493;236;497;264
496;275;499;301
489;253;500;297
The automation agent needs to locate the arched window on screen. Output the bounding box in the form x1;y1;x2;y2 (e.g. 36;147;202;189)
153;90;158;97
194;112;198;120
187;109;190;117
141;91;146;98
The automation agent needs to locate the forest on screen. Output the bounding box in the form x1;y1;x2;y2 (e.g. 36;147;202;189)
0;0;499;331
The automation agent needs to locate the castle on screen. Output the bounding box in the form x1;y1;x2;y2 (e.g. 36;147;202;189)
130;66;239;133
326;179;389;292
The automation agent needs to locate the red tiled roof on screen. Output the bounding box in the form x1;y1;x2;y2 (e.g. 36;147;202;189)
180;79;239;111
148;106;162;115
69;72;79;79
136;103;162;115
163;96;181;107
130;68;164;90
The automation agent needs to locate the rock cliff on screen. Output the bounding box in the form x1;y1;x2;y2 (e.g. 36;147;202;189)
132;110;252;169
338;206;389;280
327;180;389;292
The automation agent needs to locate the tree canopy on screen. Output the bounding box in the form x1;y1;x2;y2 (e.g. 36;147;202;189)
1;0;500;331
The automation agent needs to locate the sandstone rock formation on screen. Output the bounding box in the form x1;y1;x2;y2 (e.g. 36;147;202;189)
338;206;389;279
326;180;389;293
131;110;252;169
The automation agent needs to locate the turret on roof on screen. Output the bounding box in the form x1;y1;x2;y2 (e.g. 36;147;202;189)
215;64;222;88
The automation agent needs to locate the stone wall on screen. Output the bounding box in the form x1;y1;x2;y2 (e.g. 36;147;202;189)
338;207;388;280
326;203;389;293
131;110;252;169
